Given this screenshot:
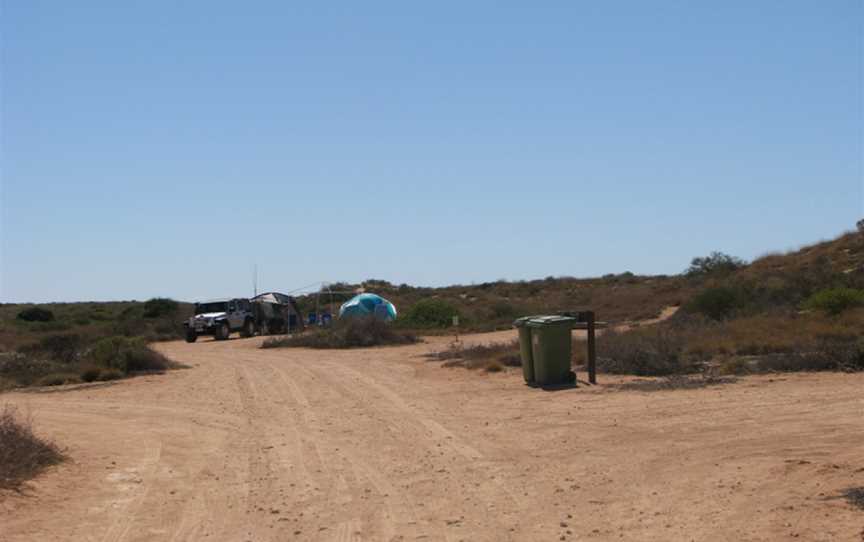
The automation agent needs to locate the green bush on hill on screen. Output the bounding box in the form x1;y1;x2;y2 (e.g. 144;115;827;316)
804;288;864;316
687;286;743;320
404;299;460;328
685;252;745;277
486;301;520;320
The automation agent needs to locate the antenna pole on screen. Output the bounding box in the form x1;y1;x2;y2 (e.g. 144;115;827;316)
253;264;258;297
316;283;321;323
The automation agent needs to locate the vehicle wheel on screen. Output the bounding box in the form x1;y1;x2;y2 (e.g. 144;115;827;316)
215;322;230;340
185;329;198;343
240;319;255;338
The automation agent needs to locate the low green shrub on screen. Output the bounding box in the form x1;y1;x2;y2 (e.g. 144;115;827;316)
404;299;460;328
35;334;82;364
152;321;181;338
687;286;743;320
79;366;102;383
17;307;54;322
143;298;179;318
97;368;125;381
124;344;173;372
804;288;864;316
87;336;133;371
86;336;172;373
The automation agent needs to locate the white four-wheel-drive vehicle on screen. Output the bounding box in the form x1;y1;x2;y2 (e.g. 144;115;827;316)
184;298;256;342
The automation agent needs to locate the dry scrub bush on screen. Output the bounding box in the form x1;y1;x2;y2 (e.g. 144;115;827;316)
0;352;64;387
86;336;174;373
684;310;864;371
0;405;63;490
36;373;82;386
434;309;864;377
595;326;696;376
1;339;174;390
262;317;418;349
601;311;864;375
18;333;82;364
428;340;521;371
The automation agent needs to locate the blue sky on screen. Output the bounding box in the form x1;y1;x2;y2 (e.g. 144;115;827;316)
2;1;862;303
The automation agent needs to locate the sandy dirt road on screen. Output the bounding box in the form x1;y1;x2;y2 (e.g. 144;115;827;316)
2;331;863;541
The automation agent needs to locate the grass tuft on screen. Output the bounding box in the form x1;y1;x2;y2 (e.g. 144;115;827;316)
841;487;864;510
609;374;737;392
428;340;521;371
37;373;82;387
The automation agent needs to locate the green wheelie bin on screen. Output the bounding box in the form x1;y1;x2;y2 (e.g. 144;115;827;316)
526;315;577;386
513;316;536;383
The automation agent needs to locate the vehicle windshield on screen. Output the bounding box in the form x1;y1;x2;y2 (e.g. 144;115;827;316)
195;302;227;315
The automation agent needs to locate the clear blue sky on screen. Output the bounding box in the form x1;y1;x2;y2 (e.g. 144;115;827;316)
1;1;862;303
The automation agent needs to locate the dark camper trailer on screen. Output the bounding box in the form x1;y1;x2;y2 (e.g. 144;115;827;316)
251;292;305;335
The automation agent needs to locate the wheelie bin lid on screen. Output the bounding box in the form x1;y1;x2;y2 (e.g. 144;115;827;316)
525;315;577;328
513;316;539;328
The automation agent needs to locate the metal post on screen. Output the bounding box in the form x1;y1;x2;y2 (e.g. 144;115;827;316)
587;311;597;384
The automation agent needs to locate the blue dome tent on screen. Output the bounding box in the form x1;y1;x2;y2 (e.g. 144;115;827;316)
339;293;397;321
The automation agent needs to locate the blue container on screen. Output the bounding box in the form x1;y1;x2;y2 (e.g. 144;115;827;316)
339;293;397;321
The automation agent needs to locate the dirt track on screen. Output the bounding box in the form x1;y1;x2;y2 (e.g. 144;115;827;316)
2;332;863;541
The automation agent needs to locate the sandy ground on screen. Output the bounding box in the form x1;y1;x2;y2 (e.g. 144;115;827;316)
1;329;863;541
